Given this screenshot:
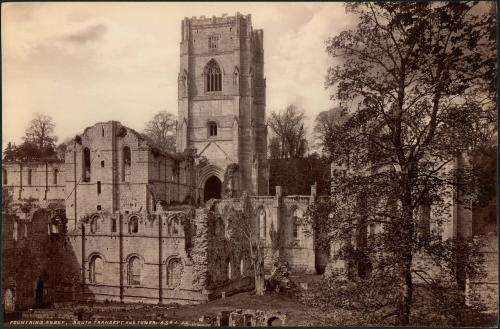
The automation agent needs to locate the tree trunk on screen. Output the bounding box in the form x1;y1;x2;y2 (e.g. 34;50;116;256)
254;259;266;295
397;193;415;326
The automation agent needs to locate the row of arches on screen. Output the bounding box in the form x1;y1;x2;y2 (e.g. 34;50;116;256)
88;255;182;287
88;214;183;235
2;168;59;186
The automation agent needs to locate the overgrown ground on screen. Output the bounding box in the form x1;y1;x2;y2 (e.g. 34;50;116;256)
6;274;498;326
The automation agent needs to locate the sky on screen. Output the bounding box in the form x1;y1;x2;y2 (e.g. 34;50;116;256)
2;2;357;149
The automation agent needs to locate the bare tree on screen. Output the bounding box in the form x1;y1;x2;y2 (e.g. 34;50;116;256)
143;111;177;153
267;104;308;159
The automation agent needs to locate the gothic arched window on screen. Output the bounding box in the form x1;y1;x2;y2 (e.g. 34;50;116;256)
28;169;32;185
166;258;182;287
128;256;141;285
204;59;222;92
53;169;58;185
89;255;103;283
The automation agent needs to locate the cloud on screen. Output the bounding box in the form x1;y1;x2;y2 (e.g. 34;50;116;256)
62;23;108;45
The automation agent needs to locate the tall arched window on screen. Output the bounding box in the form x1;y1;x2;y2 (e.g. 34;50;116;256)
128;256;141;285
128;216;139;233
204;59;222;92
83;148;91;182
259;208;266;239
166;258;182;288
90;215;100;233
53;169;58;185
28;169;32;185
89;255;103;283
3;169;7;185
122;146;131;182
293;209;300;239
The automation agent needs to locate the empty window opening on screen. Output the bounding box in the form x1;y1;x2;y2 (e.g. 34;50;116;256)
97;181;101;195
101;161;105;168
83;148;91;182
208;35;219;49
208;122;218;137
111;218;117;233
3;169;7;185
122;146;131;181
102;127;105;137
167;258;182;287
259;208;266;239
89;256;103;284
53;169;58;185
97;205;102;211
90;215;100;233
129;216;139;233
128;256;141;285
28;169;32;185
204;59;222;92
293;209;300;239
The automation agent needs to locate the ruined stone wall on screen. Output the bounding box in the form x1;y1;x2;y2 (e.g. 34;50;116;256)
467;234;499;313
63;208;209;305
2;210;54;311
212;189;317;275
2;161;65;202
64;121;198;230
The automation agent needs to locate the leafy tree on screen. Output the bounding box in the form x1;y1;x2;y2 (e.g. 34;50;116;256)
23;113;58;152
3;142;17;162
309;2;496;325
314;107;346;158
267;105;308;159
143;111;177;153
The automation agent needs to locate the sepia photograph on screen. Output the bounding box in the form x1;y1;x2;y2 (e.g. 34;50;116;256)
1;1;498;326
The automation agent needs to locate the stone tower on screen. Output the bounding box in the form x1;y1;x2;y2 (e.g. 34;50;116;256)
176;13;268;202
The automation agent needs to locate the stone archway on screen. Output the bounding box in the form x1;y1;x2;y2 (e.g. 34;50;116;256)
204;176;222;202
3;288;15;314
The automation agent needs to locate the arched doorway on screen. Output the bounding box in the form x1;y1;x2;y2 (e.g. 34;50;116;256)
3;288;15;314
204;176;221;202
35;278;44;307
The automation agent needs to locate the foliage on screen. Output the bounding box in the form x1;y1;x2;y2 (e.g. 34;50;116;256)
313;107;347;158
3;113;60;162
23;113;58;151
221;193;284;295
267;104;308;159
312;2;496;325
2;187;13;213
143;111;177;153
268;156;331;196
